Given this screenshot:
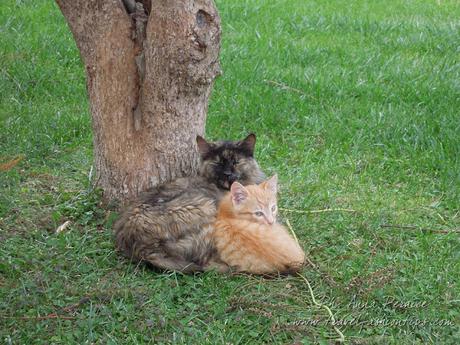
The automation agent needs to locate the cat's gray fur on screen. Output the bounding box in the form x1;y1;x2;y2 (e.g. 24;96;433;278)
114;134;265;272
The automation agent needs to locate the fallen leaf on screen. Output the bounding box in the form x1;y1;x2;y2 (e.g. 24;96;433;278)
56;221;72;234
0;155;25;171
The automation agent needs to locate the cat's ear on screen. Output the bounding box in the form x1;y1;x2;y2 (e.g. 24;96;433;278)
239;133;256;157
196;135;211;157
231;182;249;206
262;174;278;194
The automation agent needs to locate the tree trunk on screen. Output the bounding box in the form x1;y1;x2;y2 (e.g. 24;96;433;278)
55;0;221;202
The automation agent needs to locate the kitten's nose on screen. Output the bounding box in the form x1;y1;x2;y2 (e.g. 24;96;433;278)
267;217;275;225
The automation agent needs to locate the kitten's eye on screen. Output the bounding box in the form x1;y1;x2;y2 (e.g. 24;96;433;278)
233;160;239;165
254;211;264;217
271;205;277;212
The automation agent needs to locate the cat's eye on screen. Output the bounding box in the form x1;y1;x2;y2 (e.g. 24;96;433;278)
271;205;276;212
254;211;264;217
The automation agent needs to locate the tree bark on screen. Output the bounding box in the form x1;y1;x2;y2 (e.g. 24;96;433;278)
55;0;221;202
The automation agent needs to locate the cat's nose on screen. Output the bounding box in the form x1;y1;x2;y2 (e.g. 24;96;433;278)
224;171;239;182
228;176;237;183
267;217;275;225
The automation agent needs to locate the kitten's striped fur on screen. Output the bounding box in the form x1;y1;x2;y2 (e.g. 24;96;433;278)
206;175;305;274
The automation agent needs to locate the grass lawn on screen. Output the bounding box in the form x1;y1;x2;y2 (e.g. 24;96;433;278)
1;0;459;343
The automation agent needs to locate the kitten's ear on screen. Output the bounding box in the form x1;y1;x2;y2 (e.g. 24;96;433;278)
231;182;249;206
262;174;278;194
239;133;256;157
196;135;211;157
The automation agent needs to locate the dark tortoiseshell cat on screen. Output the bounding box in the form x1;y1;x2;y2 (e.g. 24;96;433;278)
114;134;265;272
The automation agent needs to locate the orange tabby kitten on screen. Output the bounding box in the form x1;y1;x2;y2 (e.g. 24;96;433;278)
206;175;305;274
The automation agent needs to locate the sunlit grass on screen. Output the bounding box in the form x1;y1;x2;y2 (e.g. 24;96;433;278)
1;0;459;343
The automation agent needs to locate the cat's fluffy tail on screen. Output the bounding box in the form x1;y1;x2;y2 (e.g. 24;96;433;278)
143;253;205;273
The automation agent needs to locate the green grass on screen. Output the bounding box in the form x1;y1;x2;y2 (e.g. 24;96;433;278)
1;0;459;343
